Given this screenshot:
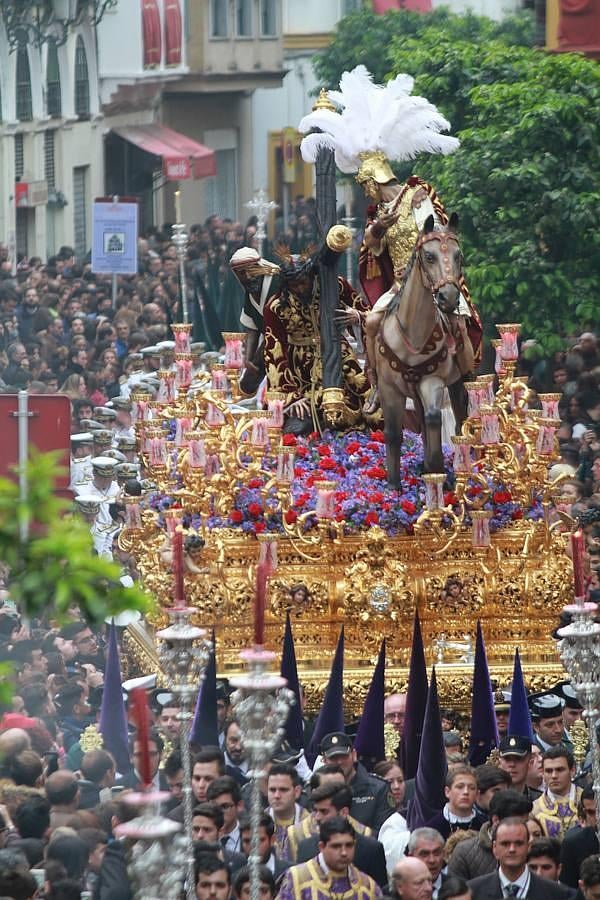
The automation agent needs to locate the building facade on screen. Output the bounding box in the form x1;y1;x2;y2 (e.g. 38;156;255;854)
0;0;285;261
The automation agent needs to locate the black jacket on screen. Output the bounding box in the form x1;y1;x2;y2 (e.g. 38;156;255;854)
468;870;574;900
348;763;394;834
94;841;131;900
560;825;599;889
295;832;388;888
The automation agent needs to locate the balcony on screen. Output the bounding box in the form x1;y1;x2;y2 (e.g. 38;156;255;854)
183;0;285;93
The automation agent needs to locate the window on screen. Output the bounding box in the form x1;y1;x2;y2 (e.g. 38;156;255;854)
205;149;238;220
14;134;24;180
74;36;90;118
342;0;362;12
211;0;228;37
44;131;56;189
47;41;62;117
260;0;277;36
16;43;33;122
73;166;88;260
236;0;252;36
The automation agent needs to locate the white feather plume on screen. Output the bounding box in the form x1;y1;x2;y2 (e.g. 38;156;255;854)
299;65;459;171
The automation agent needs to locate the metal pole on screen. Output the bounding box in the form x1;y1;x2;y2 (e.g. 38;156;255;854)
112;195;119;311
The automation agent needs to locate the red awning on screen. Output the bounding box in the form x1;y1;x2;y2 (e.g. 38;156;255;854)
113;124;217;180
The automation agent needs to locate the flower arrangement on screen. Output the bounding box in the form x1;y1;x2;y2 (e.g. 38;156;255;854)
150;429;541;537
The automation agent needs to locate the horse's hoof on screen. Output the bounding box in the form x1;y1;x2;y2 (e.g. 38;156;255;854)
363;386;380;416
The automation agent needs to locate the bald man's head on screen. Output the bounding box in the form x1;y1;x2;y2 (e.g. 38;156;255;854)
0;728;31;762
45;770;79;809
391;857;433;900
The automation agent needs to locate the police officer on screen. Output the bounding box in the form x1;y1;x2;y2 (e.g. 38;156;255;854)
319;732;393;835
529;693;572;753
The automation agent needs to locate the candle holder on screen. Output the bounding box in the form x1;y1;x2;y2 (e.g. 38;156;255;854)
157;609;212;900
266;392;286;430
172;323;192;354
172;223;190;324
231;648;294;900
471;510;491;548
257;533;278;574
557;601;600;845
115;791;187;900
423;473;445;511
496;323;521;361
451;435;472;474
539;393;561;418
480;405;500;445
222;332;247;370
464;381;483;418
536;417;560;456
491;339;505;376
314;479;337;520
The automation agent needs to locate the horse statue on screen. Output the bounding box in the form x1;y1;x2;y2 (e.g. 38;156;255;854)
375;213;468;486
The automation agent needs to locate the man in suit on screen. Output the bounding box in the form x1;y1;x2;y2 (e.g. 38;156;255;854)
468;818;573;899
559;788;599;890
191;802;246;876
240;813;290;883
295;784;388;888
116;729;169;792
530;693;570;753
406;827;448;899
579;855;600;900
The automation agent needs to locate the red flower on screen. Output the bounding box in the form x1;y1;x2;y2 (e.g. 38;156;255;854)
381;502;391;512
335;491;348;502
365;511;379;525
335;512;346;522
248;477;263;489
319;457;337;471
444;491;458;506
294;492;310;507
369;491;384;504
511;509;523;520
493;490;512;504
365;465;387;480
317;445;331;457
247;502;263;519
367;441;384;452
295;446;308;458
470;485;483;496
346;441;360;454
253;521;266;533
230;509;243;524
282;434;297;446
285;509;298;524
308;431;319;441
401;500;416;515
370;430;385;443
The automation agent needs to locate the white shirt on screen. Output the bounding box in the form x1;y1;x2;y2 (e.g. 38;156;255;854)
221;823;241;853
498;867;531;898
378;812;410;876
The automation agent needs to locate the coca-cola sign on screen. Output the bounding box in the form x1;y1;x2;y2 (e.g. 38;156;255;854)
163;157;191;180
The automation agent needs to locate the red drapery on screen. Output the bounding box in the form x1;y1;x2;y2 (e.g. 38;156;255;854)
558;0;600;54
373;0;432;13
164;0;182;66
142;0;162;68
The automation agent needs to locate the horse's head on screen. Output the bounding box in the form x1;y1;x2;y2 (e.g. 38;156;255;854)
417;213;462;315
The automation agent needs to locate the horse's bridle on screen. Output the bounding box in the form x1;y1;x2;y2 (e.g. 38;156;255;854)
415;231;463;301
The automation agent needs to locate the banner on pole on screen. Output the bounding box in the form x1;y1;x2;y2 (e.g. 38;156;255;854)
91;199;138;275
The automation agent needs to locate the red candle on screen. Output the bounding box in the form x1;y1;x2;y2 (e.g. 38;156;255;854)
571;529;585;599
129;687;152;787
254;562;268;646
172;527;185;607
